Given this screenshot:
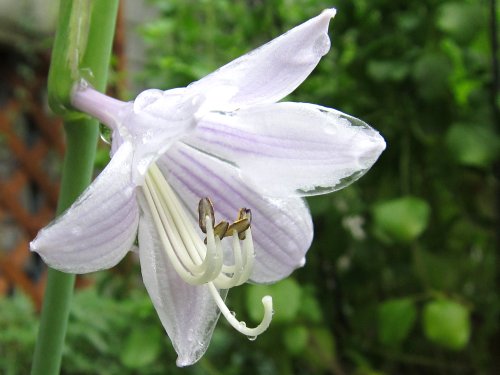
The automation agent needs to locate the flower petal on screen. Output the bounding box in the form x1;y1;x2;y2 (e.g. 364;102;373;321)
158;143;313;283
185;102;386;197
137;193;221;366
114;88;203;184
187;9;336;111
30;143;139;273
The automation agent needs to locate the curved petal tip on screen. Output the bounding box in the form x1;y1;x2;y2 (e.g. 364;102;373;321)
322;8;337;19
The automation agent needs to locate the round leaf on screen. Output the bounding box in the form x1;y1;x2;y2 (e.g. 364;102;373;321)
372;196;431;244
377;298;417;345
423;299;470;350
445;123;500;168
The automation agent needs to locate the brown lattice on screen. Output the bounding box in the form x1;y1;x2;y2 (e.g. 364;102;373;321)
0;52;64;311
0;5;126;311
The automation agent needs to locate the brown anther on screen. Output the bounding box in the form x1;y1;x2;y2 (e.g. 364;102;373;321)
204;220;229;244
238;208;252;224
214;221;229;238
234;208;252;240
198;198;215;233
228;217;250;240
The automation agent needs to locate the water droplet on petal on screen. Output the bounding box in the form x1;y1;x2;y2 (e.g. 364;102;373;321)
239;321;246;328
134;89;164;112
248;336;257;341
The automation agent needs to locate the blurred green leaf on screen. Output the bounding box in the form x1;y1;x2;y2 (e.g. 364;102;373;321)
299;292;324;324
377;298;417;345
367;60;409;82
282;325;309;355
120;325;163;369
305;328;337;371
412;53;451;100
445;123;500;168
437;2;485;44
413;249;461;291
246;278;302;323
423;299;470;350
372;196;431;244
307;195;332;216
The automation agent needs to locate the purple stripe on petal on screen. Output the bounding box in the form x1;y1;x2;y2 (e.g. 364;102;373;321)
55;193;138;248
185;102;385;197
171;147;298;261
159;143;313;282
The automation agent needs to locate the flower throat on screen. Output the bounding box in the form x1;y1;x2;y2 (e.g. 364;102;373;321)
142;163;273;338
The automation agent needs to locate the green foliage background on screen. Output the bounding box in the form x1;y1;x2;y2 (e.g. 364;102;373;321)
2;0;499;374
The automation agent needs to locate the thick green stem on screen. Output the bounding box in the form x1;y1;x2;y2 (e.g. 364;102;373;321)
31;1;119;374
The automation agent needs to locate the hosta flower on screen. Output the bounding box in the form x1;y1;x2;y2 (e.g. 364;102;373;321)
31;9;385;366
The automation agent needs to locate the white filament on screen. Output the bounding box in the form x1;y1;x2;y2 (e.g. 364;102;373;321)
208;283;273;337
142;162;273;338
143;173;221;285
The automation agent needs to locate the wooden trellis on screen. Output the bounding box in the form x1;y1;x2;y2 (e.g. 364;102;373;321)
0;55;64;310
0;4;126;311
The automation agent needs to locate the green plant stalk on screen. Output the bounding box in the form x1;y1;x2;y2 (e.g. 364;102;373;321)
31;1;119;374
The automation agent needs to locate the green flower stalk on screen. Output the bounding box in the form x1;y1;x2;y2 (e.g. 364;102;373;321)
31;1;118;374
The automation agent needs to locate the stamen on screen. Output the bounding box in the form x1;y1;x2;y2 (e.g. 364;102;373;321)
227;218;250;238
236;228;256;284
198;198;215;234
236;208;252;240
214;221;229;239
150;165;208;264
204;220;229;245
142;174;222;285
208;283;273;338
141;162;273;339
212;230;244;289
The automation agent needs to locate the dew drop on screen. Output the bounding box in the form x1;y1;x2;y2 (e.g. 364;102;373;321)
239;321;246;328
78;78;89;89
134;89;164;111
247;336;257;341
78;68;95;84
230;311;236;317
99;123;112;145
